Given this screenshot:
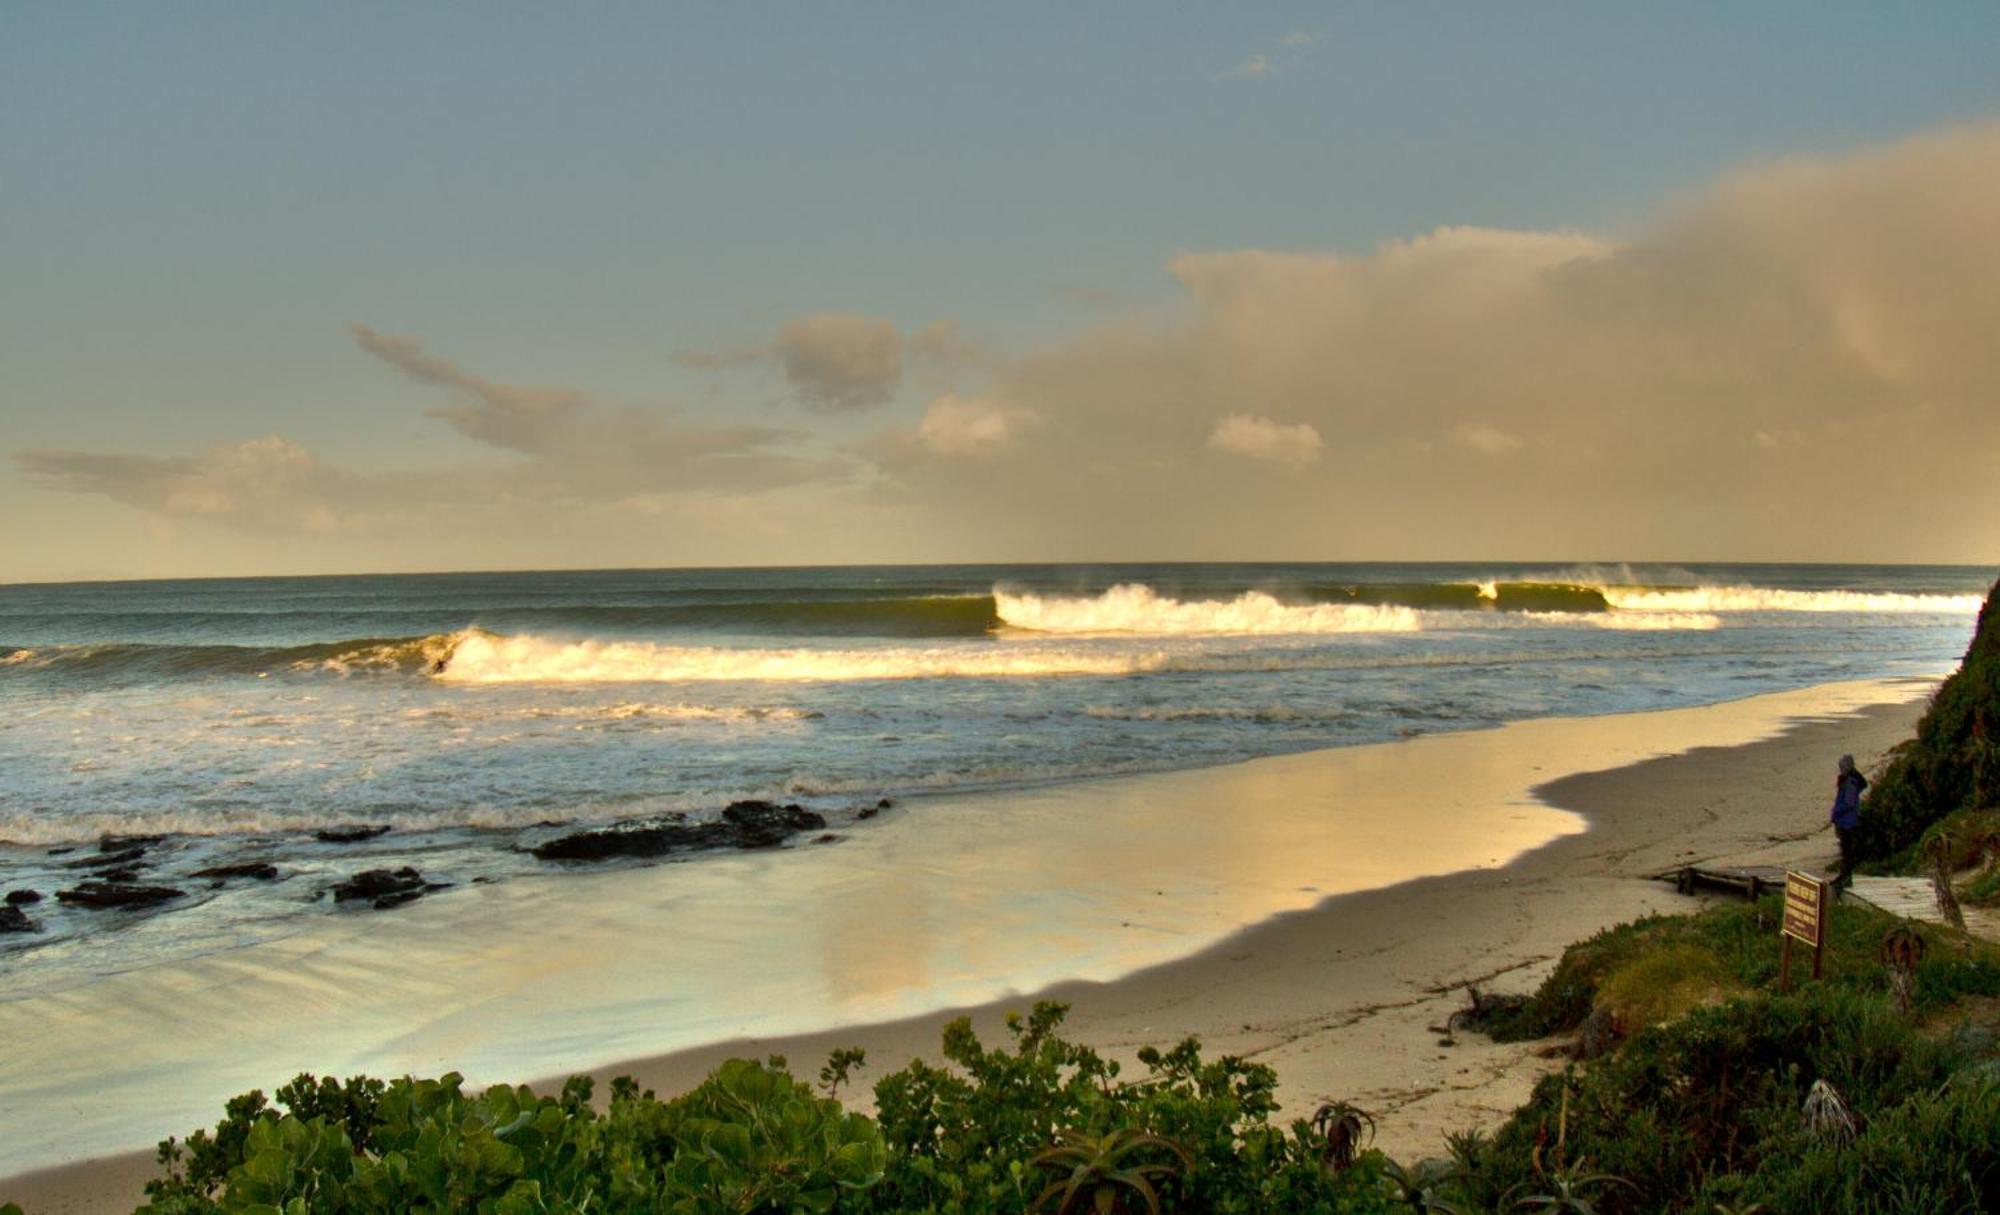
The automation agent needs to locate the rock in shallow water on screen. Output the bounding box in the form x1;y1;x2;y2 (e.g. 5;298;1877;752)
330;867;447;910
0;904;38;933
531;800;827;861
4;889;41;906
63;847;149;871
99;833;167;852
191;862;280;882
315;824;392;844
56;881;186;909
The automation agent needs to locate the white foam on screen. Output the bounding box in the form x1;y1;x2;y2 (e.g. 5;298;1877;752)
994;584;1422;635
437;631;1175;684
1598;586;1982;614
1523;610;1723;631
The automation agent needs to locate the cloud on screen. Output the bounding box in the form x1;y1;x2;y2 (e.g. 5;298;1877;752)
18;436;360;534
773;313;903;411
1215;53;1277;82
1452;423;1526;455
19;121;2000;567
873;122;2000;561
350;324;584;454
679;313;941;411
1207;414;1323;466
1216;30;1317;82
17;329;854;538
914;394;1041;457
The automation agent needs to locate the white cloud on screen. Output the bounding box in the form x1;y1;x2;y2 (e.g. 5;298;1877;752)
1215;52;1278;82
1452;423;1526;455
1207;414;1324;466
915;394;1040;457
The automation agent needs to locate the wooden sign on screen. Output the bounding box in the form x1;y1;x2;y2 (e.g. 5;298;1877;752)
1779;870;1827;989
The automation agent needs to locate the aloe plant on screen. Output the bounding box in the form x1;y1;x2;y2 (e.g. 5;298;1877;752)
1378;1157;1468;1213
1879;923;1927;1014
1028;1128;1192;1215
1505;1166;1635;1213
1801;1078;1856;1148
1310;1100;1376;1173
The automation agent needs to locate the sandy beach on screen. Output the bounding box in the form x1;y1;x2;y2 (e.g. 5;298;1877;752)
1;676;1934;1214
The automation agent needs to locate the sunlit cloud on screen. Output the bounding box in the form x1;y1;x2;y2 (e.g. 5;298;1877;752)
1207;414;1324;466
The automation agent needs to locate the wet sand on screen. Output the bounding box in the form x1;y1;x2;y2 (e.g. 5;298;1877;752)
1;677;1932;1213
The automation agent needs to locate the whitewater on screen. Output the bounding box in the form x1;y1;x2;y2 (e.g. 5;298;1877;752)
0;561;1988;982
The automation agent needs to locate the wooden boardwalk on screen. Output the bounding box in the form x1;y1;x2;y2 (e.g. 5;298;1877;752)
1846;876;2000;941
1654;864;1792;901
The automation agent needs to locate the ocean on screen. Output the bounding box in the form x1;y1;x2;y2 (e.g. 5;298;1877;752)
0;561;1989;984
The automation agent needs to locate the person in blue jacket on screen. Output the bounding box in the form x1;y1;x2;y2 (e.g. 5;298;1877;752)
1830;753;1867;893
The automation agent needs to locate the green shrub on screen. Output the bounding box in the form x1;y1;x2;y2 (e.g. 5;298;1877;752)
138;1061;883;1214
869;1001;1393;1214
1857;578;2000;864
1460;991;1971;1214
1468;895;2000;1044
1722;1073;2000;1213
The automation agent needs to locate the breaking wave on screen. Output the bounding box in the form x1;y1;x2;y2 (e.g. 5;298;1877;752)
994;584;1422;635
1598;587;1984;614
436;630;1177;683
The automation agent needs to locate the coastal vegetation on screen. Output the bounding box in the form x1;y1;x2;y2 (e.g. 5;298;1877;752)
1855;577;2000;866
30;893;1988;1214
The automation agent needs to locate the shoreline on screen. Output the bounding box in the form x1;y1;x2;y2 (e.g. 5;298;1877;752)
1;676;1934;1212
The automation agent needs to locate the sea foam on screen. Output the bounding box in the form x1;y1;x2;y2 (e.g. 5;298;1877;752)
994;584;1423;635
1597;586;1984;614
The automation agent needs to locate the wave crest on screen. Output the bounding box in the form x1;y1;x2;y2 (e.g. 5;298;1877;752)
994;584;1422;635
1599;587;1982;614
436;631;1174;684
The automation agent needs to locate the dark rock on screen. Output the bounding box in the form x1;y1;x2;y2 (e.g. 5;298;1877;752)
0;904;38;934
46;846;73;856
813;833;841;844
56;881;186;909
533;801;826;862
315;824;391;844
64;847;148;870
191;862;280;882
533;819;735;861
4;889;41;906
331;867;447;910
720;800;826;848
857;797;892;820
100;833;166;852
97;866;145;883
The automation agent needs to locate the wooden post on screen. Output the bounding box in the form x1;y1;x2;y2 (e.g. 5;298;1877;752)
1780;933;1793;993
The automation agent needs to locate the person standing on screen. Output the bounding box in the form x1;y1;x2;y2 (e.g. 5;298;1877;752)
1830;754;1867;893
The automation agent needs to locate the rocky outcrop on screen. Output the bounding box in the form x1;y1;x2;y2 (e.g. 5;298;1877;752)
56;881;186;909
99;833;167;852
63;847;149;870
531;801;828;861
331;867;447;910
0;904;38;933
315;824;392;844
4;889;41;906
722;800;827;847
192;862;281;882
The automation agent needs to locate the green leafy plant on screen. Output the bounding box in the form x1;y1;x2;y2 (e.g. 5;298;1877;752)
1505;1166;1635;1214
1028;1128;1192;1215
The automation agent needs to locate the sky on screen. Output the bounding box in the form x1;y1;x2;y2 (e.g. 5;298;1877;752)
5;3;2000;581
